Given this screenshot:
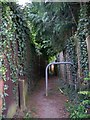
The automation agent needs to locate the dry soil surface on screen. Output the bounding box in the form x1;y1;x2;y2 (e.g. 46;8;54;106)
26;76;69;118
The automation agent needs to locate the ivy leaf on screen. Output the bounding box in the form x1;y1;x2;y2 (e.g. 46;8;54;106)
4;92;9;97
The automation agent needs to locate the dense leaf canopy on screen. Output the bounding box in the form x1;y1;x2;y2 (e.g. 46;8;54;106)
24;2;79;59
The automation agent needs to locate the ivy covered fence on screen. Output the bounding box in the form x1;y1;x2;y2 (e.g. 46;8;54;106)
0;2;46;118
0;1;90;119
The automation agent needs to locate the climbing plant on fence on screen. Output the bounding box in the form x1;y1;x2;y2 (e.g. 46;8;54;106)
65;3;90;118
1;2;41;117
76;4;89;79
1;2;31;117
65;36;78;88
1;3;17;117
63;3;90;90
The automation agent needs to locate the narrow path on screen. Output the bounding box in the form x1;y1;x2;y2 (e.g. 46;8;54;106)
27;76;69;118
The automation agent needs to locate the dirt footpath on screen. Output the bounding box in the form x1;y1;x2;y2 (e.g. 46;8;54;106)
27;76;69;118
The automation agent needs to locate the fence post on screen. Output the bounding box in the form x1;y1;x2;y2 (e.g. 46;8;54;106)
18;78;27;110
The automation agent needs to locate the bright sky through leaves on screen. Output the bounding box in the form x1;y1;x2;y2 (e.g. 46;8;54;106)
18;0;31;6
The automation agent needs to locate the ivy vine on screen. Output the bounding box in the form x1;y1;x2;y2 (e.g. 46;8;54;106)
77;4;89;78
1;2;28;118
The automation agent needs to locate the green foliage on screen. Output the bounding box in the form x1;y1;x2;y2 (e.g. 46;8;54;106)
84;77;90;81
48;56;56;63
77;4;90;37
76;4;89;75
78;91;90;96
1;2;31;117
24;2;77;59
1;1;90;118
66;72;90;118
66;101;90;118
66;36;78;68
82;100;90;105
24;111;32;119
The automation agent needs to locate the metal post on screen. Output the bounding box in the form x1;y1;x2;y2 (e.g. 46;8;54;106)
45;62;73;96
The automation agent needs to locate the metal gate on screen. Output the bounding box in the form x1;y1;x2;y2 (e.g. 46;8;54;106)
45;61;74;96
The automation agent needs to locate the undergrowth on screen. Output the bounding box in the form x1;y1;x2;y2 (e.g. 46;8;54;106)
58;77;90;118
24;111;32;119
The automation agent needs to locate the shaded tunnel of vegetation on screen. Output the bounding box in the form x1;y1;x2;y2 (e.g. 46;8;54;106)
0;1;90;119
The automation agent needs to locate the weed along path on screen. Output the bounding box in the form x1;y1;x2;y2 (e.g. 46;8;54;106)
27;76;69;118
